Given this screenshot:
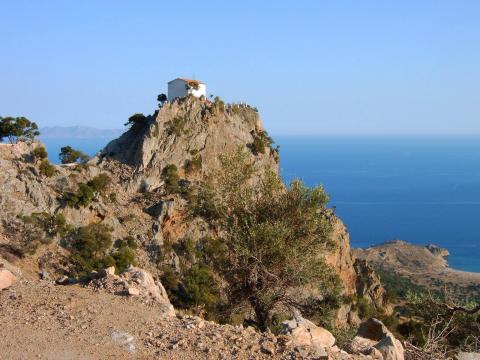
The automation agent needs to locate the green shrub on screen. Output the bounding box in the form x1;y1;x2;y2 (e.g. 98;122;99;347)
165;116;187;136
32;146;48;160
213;96;225;112
249;130;275;156
68;224;137;276
108;192;117;203
354;296;378;320
68;223;114;275
87;173;111;193
65;183;95;208
181;265;220;309
39;159;57;177
112;242;136;273
250;135;266;154
184;155;202;174
161;164;180;193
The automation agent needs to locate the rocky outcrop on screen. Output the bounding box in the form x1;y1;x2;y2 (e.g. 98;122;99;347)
89;266;175;317
99;97;278;191
354;259;389;310
348;318;404;360
0;268;16;290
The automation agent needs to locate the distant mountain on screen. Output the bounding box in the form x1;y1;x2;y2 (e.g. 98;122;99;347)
40;126;123;139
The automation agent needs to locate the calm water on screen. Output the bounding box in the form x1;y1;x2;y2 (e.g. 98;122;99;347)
42;135;480;272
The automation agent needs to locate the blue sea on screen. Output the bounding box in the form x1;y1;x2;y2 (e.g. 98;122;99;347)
41;135;480;273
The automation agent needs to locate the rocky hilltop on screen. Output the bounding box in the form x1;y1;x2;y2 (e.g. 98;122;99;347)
0;96;398;359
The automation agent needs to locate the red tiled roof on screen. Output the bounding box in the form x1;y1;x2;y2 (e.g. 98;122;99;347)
168;78;205;84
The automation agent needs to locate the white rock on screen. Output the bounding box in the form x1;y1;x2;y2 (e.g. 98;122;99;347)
127;287;140;296
0;269;16;290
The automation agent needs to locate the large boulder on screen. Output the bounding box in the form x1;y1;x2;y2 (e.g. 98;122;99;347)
456;353;480;360
349;318;404;360
0;269;16;290
282;314;335;355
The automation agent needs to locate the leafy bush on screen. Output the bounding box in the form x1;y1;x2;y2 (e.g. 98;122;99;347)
181;265;220;309
112;237;137;273
39;159;57;177
190;147;337;330
68;225;138;276
161;164;180;193
0;116;40;143
59;146;89;164
65;183;95;208
32;146;48;160
68;223;114;275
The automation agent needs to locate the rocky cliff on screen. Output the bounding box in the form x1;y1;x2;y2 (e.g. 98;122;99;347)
0;96;386;329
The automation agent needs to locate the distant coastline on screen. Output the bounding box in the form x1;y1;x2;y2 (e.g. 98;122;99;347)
40;126;123;139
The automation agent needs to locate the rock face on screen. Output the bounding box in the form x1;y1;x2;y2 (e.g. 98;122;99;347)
99;97;278;191
0;268;16;290
354;259;389;310
349;318;404;360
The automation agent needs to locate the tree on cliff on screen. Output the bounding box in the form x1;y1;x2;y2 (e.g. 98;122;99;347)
0;116;40;144
59;146;90;164
191;148;340;330
157;93;167;107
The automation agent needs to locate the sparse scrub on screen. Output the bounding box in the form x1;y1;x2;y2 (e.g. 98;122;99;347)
68;224;137;275
39;159;57;177
87;173;111;194
161;164;180;193
64;183;95;208
165;116;187;136
184;155;202;174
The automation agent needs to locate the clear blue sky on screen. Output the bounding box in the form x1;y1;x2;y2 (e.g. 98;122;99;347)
1;1;480;135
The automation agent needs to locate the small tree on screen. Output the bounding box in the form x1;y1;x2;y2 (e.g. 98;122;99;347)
190;148;339;330
157;93;167;107
59;146;89;164
124;113;147;127
32;146;48;161
0;116;40;144
68;223;114;275
39;159;57;177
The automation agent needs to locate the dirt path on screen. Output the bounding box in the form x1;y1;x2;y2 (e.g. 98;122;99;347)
0;278;291;360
